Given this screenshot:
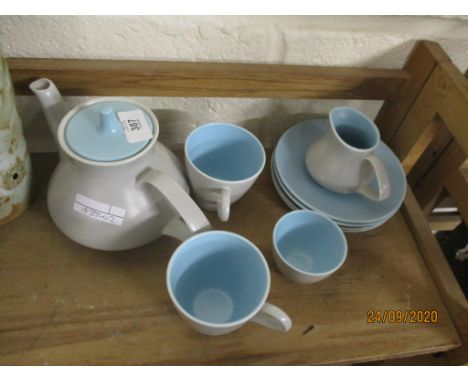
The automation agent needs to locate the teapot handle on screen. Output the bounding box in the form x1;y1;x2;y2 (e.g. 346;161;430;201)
137;168;211;241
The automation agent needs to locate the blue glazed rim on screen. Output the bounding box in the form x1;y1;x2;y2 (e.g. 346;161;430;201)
329;107;381;153
166;230;270;328
273;210;348;277
184;122;266;184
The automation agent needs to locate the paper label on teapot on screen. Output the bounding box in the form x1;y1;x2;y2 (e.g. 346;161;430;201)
117;109;153;144
73;193;126;226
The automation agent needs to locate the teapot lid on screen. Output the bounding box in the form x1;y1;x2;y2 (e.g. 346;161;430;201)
65;100;155;162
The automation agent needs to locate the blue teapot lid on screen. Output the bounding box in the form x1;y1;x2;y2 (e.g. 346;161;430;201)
65;100;155;162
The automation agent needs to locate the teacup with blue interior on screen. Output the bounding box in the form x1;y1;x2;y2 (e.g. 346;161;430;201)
273;210;347;284
167;231;292;335
185;123;266;222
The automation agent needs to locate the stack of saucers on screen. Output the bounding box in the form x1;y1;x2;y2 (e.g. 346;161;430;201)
272;120;407;233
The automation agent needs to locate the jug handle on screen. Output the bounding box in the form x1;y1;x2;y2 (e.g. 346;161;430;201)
137;168;211;241
357;153;390;202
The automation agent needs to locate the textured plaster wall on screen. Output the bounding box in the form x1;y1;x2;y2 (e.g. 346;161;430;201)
1;15;467;151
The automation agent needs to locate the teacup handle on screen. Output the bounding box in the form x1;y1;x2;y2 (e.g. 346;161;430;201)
357;153;390;202
250;302;292;332
137;168;211;241
217;188;231;222
197;187;231;222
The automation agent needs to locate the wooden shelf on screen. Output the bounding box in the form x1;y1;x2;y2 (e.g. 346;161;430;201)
2;40;467;364
0;152;461;365
8;58;408;100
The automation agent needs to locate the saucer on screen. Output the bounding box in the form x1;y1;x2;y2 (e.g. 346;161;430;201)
274;119;406;225
271;158;389;233
272;158;387;228
272;152;391;228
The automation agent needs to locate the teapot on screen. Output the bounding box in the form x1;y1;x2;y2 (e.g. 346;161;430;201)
30;79;210;251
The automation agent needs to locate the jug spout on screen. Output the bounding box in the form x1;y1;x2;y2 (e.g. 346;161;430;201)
29;78;70;143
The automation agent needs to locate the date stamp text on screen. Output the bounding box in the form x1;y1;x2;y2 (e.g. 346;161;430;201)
367;310;438;324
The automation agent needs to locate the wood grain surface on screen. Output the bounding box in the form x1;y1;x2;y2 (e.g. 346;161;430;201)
0;152;460;365
407;118;453;189
388;59;468;226
375;40;451;143
372;188;468;365
390;63;468;172
7;58;408;100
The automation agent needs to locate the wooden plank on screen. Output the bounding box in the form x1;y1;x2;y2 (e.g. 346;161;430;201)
423;192;448;218
375;41;451;143
401;116;445;174
392;62;468;164
407;122;453;187
390;63;468;172
389;56;468;220
413;140;466;215
7;58;408;100
364;313;468;365
374;175;468;366
402;188;468;315
445;167;468;224
0;153;460;365
399;188;468;365
390;71;443;169
436;62;468;157
433;194;458;213
428;214;462;232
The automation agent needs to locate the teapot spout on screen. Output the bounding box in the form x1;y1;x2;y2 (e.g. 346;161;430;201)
29;78;69;144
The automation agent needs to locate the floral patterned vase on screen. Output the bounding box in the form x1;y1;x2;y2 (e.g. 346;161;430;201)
0;56;32;224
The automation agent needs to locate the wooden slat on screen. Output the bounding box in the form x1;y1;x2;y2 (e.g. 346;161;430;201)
436;62;468;157
400;60;468;216
7;58;409;100
390;71;443;169
400;188;468;365
445;167;468;224
428;214;462;232
407;122;453;187
386;52;468;226
401;116;446;174
391;62;468;171
395;54;468;365
402;188;468;315
413;140;465;214
375;41;451;143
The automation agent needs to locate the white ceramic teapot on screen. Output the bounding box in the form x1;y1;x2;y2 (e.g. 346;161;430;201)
30;78;210;251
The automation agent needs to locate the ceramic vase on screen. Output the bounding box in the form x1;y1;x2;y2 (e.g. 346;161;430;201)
0;56;32;224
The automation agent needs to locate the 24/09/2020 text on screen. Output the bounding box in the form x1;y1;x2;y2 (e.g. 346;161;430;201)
367;310;438;323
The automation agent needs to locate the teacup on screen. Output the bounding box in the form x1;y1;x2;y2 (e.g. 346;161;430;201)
273;210;347;284
305;107;390;201
185;123;265;222
167;230;292;335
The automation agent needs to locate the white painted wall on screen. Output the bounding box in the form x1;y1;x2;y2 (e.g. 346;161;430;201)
1;15;467;151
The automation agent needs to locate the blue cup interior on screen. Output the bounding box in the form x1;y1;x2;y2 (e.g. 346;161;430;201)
330;107;379;150
274;211;347;275
168;232;268;324
186;123;265;181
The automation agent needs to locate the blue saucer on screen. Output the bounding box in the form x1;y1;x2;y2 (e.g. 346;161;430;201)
272;151;391;233
274;120;406;224
272;151;388;227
